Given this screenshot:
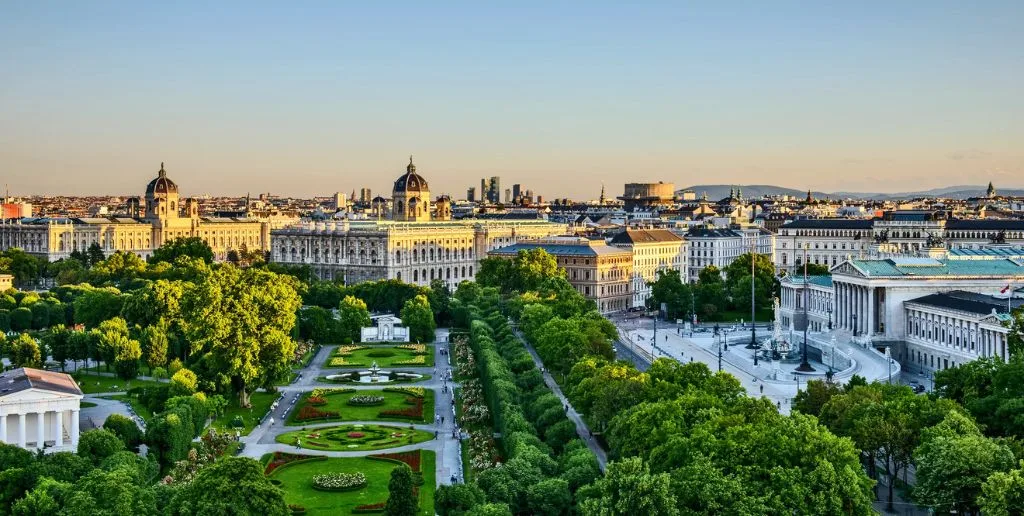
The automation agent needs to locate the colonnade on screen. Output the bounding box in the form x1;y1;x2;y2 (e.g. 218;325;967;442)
835;282;877;336
0;408;79;450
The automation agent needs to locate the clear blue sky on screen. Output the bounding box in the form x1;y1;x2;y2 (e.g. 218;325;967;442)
2;2;1022;198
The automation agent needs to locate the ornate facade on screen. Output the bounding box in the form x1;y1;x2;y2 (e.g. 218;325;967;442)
0;164;270;262
609;229;688;309
271;159;566;287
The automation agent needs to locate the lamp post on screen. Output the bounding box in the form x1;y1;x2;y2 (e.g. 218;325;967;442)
852;313;858;337
827;301;833;331
796;245;815;372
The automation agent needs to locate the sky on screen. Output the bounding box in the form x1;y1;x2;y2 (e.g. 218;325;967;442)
2;2;1023;199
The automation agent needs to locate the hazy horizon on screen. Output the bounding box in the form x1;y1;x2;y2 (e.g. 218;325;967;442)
3;2;1023;199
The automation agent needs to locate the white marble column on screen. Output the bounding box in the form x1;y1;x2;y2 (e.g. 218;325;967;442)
54;410;64;448
36;411;45;449
71;409;80;446
18;413;26;448
867;288;875;336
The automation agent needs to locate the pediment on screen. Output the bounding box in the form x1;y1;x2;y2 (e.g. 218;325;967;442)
0;388;83;405
831;262;864;277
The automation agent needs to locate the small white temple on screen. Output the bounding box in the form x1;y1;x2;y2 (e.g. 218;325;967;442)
0;367;83;451
361;315;410;343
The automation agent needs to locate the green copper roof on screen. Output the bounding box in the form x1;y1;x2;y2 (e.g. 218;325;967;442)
849;258;1024;277
784;275;834;288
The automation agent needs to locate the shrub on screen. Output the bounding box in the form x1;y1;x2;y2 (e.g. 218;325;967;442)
295;405;339;422
311;472;367;491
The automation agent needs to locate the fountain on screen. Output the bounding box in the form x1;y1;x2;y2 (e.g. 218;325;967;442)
369;361;381;382
768;297;793;360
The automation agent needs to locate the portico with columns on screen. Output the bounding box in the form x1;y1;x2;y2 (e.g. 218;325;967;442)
0;368;83;451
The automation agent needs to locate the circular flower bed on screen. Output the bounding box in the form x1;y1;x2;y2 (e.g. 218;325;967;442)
311;472;367;492
347;432;365;439
348;395;385;406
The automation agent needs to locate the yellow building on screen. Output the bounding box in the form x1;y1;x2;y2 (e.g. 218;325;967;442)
609;229;688;309
0;163;269;262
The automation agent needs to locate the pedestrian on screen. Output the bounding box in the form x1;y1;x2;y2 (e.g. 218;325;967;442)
564;404;568;413
434;431;438;439
759;385;764;394
777;401;781;409
269;417;275;426
441;416;445;424
296;438;301;449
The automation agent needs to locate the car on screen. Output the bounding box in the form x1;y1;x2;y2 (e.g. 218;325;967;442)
913;384;926;394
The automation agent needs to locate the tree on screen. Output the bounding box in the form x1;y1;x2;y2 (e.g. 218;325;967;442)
385;463;418;516
86;242;106;266
577;457;679;516
9;333;42;368
141;324;169;374
436;483;486;516
297;306;335;343
146;407;194;470
73;286;125;328
401;294;436;343
103;414;143;451
0;248;43;288
804;262;832;275
980;461;1024;516
41;322;73;369
169;368;199;397
429;278;453;327
180;265;301;406
150;236;215;265
792;379;843;417
60;467;158;515
914;411;1015;514
10;307;32;331
96;317;141;379
647;269;693;320
526;478;572;516
90;251;147;284
77;428;126;465
338;295;371;343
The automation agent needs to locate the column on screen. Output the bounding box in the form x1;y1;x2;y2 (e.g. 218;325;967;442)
867;287;875;336
71;409;80;446
18;413;26;448
0;413;6;444
36;411;45;449
54;410;63;448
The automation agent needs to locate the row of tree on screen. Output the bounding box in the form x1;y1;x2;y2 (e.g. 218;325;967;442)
646;252;782;322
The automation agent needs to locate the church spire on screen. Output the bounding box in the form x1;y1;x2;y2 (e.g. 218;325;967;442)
599;182;606;205
987;181;996;198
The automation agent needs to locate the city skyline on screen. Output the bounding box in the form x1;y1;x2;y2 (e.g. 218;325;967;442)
2;2;1023;198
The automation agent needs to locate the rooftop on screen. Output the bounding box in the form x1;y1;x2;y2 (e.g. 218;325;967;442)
0;367;83;398
946;219;1024;230
906;290;1023;316
489;241;632;258
609;228;683;244
845;257;1024;278
782;275;834;288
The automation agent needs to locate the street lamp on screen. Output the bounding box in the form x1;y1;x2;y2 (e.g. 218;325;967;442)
796;245;815;372
827;301;833;330
852;313;858;337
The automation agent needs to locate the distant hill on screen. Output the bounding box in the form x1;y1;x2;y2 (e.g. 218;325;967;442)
680;184;1024;201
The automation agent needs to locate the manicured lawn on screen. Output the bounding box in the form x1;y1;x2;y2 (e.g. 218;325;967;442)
287;388;434;425
209;391;279;436
100;394;154;421
268;451;436;515
79;401;97;408
276;424;433;451
72;373;164;394
327;344;433;368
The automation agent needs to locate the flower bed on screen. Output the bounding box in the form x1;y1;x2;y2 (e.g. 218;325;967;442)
264;452;324;475
311;388;354;398
369;450;422;472
328;357;363;367
311;471;367;492
347;432;365;439
289;504;306;515
307;396;327;406
352;501;386;513
347;395;385;406
335;345;367;356
295;405;340;422
394;355;426;365
396;344;427;354
378;397;424;420
383;387;425;398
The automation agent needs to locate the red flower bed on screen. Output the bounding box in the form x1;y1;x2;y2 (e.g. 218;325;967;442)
353;502;386;513
264;452;309;475
307;396;327;406
371;450;422;472
378;397;423;420
295;405;339;422
347;432;365;438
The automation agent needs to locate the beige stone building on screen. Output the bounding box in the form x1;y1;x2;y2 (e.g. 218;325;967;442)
609;229;688;309
0;164;270;262
271;158;566;288
489;236;633;313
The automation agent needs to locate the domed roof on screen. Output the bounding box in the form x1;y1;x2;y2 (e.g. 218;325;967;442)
146;163;179;196
371;195;388;204
393;156;429;193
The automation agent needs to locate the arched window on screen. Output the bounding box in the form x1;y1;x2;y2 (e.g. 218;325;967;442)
413;270;418;282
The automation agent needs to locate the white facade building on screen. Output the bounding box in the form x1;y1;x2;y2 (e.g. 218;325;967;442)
683;226;773;282
609;229;688;309
0;368;82;451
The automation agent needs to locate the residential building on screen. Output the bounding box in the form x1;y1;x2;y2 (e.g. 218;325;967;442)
683;226;774;281
609;229;688;309
488;236;633;313
0;273;12;291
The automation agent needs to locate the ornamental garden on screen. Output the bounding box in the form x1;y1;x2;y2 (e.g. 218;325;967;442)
326;343;433;368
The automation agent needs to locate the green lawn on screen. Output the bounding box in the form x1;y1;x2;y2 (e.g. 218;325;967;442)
99;394;155;421
208;391;278;436
327;345;433;368
287;389;434;426
269;451;436;515
79;401;97;408
276;424;433;451
72;374;164;394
